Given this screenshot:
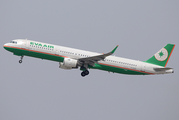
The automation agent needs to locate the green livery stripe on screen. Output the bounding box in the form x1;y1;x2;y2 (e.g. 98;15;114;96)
94;63;153;75
4;45;153;75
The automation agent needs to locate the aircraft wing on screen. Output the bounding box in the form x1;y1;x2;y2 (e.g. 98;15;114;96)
78;45;118;66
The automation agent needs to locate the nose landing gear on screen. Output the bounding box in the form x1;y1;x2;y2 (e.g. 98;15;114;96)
19;56;24;63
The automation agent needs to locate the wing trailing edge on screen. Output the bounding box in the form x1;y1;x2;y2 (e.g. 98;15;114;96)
78;45;119;66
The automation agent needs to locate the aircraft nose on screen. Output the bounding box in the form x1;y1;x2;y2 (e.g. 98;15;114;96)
3;43;7;47
3;43;8;49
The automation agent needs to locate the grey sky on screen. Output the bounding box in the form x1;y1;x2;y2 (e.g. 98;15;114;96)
0;0;179;120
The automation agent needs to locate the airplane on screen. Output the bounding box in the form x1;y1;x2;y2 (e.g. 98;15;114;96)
3;39;175;77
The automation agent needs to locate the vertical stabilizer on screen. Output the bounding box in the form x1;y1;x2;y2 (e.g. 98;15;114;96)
145;44;175;67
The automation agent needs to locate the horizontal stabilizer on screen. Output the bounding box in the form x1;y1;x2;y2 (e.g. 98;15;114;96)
153;67;173;71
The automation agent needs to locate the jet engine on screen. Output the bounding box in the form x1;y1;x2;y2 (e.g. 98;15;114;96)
59;58;78;70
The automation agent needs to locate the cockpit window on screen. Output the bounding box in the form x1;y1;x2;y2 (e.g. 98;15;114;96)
10;41;17;44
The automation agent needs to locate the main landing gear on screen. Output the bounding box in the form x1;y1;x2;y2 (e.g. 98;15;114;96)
81;70;89;77
19;56;24;63
80;66;89;77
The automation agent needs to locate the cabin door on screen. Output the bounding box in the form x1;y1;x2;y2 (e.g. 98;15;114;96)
141;63;146;72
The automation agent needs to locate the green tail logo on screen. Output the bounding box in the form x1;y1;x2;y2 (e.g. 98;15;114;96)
144;44;175;67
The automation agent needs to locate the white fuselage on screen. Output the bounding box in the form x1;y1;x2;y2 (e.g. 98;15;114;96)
4;39;174;75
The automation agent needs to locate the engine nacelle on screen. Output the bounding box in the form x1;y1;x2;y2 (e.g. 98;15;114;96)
59;58;78;70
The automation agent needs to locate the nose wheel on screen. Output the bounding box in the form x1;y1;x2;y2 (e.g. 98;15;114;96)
19;56;24;63
19;60;22;63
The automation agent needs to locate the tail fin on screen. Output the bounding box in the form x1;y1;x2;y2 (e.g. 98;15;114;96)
144;44;175;67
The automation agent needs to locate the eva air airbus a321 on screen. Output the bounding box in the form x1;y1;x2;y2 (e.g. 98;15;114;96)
4;39;175;77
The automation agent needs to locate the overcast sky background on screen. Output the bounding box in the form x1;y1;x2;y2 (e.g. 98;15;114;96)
0;0;179;120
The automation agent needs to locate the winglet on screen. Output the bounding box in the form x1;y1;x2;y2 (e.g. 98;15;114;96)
111;45;119;54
